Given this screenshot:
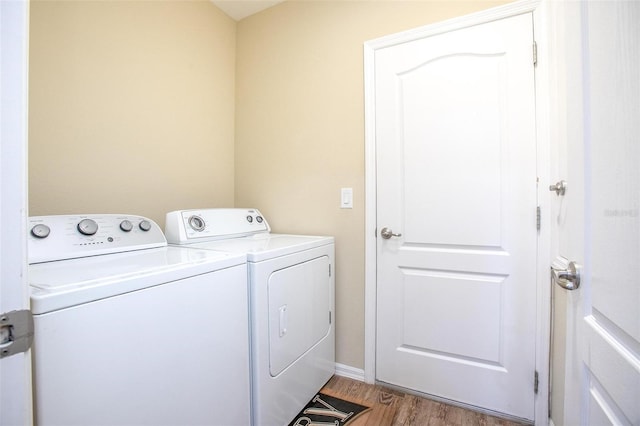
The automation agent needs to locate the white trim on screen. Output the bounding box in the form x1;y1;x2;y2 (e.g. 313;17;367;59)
334;363;365;382
363;33;377;386
363;1;551;424
532;2;553;425
0;1;32;424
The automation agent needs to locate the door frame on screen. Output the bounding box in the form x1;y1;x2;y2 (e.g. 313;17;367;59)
0;0;32;424
363;0;552;423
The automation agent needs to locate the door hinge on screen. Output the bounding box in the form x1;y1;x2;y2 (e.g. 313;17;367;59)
536;206;541;231
0;310;34;359
533;41;538;66
534;370;539;394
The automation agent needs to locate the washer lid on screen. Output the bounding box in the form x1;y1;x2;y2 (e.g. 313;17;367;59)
184;233;334;262
29;246;246;314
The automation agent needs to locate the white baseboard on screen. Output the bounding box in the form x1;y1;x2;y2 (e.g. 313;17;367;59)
334;363;365;382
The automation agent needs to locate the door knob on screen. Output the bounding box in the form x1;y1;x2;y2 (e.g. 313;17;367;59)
380;227;402;239
549;180;567;196
551;261;581;290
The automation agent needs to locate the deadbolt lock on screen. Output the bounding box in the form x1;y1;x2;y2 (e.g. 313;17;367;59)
549;180;567;196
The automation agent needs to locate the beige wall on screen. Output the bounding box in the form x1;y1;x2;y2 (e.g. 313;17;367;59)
29;0;512;371
235;0;509;368
29;0;236;228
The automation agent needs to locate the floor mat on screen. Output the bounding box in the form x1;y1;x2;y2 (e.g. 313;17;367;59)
288;392;371;426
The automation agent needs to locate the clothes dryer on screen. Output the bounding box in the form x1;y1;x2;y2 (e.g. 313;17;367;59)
165;208;335;426
28;214;251;426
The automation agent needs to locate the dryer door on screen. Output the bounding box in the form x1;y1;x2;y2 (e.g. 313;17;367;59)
268;255;331;376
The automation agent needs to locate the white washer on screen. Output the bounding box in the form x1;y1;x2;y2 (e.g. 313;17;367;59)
28;214;251;426
165;208;335;426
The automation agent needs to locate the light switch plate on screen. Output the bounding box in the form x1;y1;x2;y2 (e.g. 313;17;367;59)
341;188;353;209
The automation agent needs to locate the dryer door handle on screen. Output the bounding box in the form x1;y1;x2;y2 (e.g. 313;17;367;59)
279;305;288;338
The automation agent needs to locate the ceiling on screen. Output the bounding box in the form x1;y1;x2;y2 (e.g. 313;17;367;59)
211;0;285;21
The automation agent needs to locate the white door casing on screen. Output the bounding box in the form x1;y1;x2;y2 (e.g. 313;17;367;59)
364;0;551;423
0;0;32;424
552;1;640;425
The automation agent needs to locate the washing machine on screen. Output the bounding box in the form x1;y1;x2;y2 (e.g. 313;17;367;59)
165;208;335;426
28;214;251;426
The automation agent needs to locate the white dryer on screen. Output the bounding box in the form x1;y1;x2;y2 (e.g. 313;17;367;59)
28;214;251;426
165;208;335;426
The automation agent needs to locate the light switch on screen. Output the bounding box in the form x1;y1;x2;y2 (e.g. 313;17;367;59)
341;188;353;209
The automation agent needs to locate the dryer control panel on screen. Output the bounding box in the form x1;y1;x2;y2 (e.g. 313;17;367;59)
165;208;270;244
28;214;166;264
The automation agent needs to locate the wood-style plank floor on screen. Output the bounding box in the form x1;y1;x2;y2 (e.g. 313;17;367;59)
320;375;532;426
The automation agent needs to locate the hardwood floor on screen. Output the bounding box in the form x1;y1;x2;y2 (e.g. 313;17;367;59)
320;376;532;426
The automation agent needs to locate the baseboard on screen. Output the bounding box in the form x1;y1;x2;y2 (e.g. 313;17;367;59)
334;363;365;382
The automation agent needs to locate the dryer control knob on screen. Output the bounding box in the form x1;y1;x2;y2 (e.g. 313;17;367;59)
31;224;51;239
119;220;133;232
77;218;99;236
188;215;205;232
139;220;152;232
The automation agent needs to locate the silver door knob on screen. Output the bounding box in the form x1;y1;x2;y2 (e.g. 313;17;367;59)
380;227;402;239
551;261;581;290
549;180;567;196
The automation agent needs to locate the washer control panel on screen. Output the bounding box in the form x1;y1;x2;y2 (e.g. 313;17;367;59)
165;208;270;244
28;214;167;264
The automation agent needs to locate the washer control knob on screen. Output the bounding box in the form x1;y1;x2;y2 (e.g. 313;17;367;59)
139;220;152;232
119;220;133;232
188;215;205;232
77;218;99;236
31;224;51;239
246;215;253;223
256;216;263;223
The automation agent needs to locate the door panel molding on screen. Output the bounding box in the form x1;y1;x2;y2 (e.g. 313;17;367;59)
364;0;551;423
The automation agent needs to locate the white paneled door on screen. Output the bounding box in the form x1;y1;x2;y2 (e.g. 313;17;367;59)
375;13;537;420
555;1;640;424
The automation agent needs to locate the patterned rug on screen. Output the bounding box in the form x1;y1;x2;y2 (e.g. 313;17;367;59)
288;392;371;426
